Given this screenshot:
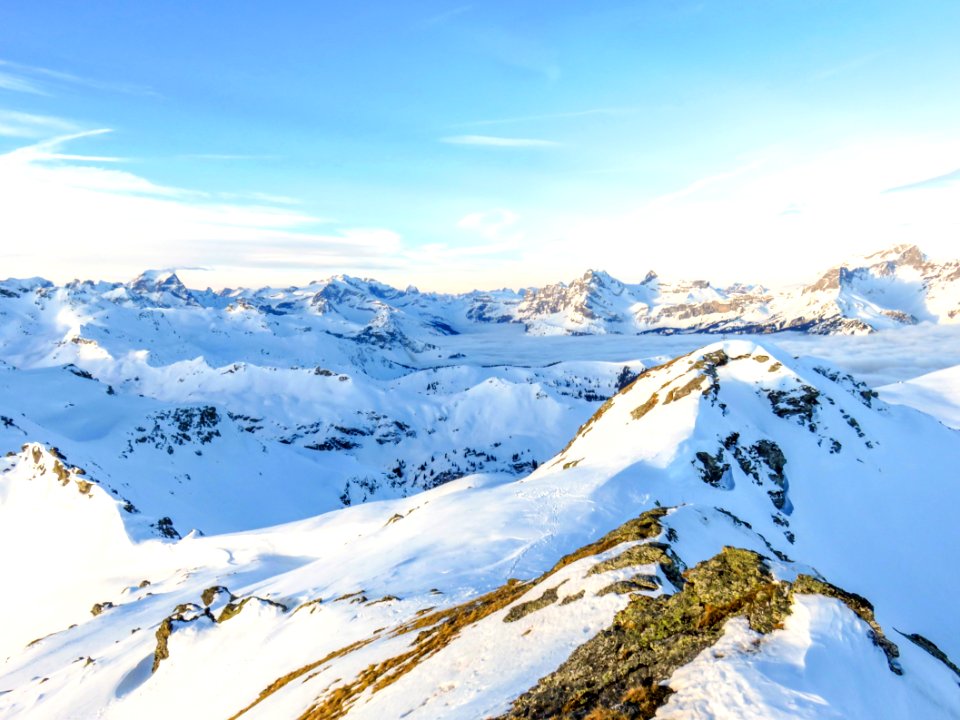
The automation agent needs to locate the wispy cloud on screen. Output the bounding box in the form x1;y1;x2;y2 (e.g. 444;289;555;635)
5;128;124;162
0;71;46;95
441;134;559;147
179;153;282;161
0;58;157;97
454;106;642;128
883;168;960;194
40;153;126;163
424;5;472;26
457;208;520;241
0;109;78;138
217;191;303;206
645;160;766;209
8;127;112;149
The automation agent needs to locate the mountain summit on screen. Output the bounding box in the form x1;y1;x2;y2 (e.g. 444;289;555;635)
127;270;197;307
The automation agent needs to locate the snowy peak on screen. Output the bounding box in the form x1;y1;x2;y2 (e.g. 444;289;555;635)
863;242;928;269
308;274;407;314
804;244;930;296
517;268;651;335
508;244;958;335
551;340;900;543
792;243;960;329
127;269;197;307
2;243;955;343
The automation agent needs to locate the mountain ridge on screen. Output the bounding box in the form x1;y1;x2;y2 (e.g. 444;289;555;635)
3;243;958;339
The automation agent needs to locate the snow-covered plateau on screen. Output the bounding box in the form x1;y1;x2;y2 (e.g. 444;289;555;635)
1;244;959;719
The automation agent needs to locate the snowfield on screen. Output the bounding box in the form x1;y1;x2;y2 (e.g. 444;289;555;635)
1;249;959;719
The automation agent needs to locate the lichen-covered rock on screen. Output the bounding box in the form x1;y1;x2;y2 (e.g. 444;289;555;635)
504;586;561;623
201;585;236;607
90;602;114;617
497;547;900;720
218;596;288;623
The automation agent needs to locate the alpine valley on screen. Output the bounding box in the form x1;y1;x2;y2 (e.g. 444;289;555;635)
1;243;959;719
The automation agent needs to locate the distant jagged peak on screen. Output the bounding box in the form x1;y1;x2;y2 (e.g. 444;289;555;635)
862;243;928;268
548;268;627;294
803;244;935;295
840;243;936;277
316;273;409;296
130;268;184;287
517;270;632;325
724;280;764;294
308;274;412;311
578;268;617;285
127;269;197;306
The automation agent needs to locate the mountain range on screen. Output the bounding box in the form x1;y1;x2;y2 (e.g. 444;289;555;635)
0;244;959;718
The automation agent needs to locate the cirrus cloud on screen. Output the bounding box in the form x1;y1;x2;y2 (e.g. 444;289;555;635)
440;134;559;147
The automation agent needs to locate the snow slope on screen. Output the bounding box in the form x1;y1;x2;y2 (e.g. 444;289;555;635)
878;364;960;429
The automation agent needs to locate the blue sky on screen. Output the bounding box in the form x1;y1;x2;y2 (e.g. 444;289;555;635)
1;1;958;290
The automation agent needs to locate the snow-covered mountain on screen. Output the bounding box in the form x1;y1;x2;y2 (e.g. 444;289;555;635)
512;244;960;335
1;247;959;718
2;246;955;358
2;340;958;718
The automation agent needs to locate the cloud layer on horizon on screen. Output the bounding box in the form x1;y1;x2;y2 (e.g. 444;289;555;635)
1;128;959;293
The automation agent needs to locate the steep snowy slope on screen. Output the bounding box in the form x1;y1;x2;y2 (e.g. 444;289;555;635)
2;341;958;719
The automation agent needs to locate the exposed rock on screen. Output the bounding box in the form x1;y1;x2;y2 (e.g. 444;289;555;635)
90;602;114;617
897;631;960;679
765;384;820;427
694;450;731;489
504;586;562;623
497;547;900;719
596;576;660;596
151;516;180;539
218;596;288;623
201;585;236;607
152;604;214;672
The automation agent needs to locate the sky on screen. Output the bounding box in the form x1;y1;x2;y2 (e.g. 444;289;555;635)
0;0;958;292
